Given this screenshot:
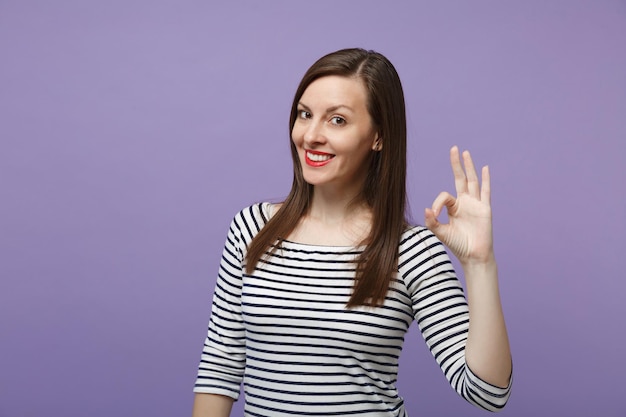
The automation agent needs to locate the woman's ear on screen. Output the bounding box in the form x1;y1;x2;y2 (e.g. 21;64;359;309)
372;136;383;151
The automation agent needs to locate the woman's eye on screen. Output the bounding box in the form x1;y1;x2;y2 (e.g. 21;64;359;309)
298;110;311;119
330;116;346;126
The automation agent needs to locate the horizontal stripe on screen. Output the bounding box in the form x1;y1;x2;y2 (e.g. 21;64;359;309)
194;203;512;414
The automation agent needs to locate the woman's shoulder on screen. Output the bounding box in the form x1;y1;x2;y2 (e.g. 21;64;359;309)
227;202;274;238
397;224;454;284
401;223;435;241
399;224;446;254
233;201;277;225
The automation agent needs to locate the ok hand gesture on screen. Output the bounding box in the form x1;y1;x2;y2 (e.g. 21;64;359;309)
424;146;495;266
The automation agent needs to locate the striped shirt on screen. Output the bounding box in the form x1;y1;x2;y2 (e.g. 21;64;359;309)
194;203;511;416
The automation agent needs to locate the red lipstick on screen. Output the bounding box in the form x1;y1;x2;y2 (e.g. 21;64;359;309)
305;150;335;167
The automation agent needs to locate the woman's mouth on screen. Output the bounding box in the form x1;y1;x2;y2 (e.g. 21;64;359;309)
305;150;335;167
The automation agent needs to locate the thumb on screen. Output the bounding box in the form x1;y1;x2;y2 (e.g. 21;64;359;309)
424;207;441;233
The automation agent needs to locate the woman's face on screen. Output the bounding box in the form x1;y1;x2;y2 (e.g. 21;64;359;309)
291;75;379;192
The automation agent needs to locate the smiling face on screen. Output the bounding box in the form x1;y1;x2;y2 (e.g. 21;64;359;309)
291;75;380;194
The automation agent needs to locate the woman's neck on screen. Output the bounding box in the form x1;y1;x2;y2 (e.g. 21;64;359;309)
285;186;372;246
308;180;367;221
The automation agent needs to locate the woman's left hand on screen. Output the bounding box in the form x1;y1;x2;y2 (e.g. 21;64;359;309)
424;146;495;266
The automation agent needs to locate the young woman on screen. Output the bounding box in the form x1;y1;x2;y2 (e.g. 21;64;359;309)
192;48;512;416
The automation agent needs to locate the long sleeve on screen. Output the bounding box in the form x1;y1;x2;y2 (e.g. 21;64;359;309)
194;215;247;400
399;227;512;411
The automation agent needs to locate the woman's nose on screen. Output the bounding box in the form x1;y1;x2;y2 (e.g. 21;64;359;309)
303;120;326;146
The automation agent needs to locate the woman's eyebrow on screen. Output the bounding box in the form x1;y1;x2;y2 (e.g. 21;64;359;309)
326;104;354;113
297;102;354;113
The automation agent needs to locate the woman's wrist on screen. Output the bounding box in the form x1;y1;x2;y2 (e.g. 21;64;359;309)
460;253;497;273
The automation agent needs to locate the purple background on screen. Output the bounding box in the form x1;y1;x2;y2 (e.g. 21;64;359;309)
1;1;625;416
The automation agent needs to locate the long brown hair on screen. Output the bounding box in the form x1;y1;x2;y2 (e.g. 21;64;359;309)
245;48;408;307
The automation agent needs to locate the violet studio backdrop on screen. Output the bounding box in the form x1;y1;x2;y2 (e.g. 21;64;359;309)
1;1;624;416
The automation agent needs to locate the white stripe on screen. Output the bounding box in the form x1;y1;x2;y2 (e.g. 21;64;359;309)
194;203;512;415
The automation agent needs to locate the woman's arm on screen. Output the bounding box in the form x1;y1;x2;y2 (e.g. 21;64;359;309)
424;146;512;388
192;393;234;417
461;258;512;387
192;209;259;414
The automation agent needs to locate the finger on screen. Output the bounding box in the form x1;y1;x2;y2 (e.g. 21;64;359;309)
481;165;491;204
424;207;440;231
431;191;456;217
450;146;467;194
425;207;450;242
463;150;480;198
